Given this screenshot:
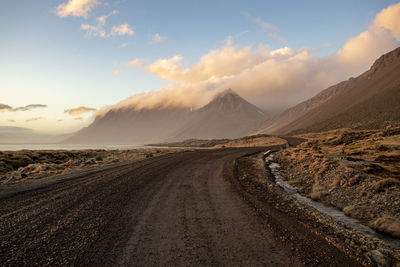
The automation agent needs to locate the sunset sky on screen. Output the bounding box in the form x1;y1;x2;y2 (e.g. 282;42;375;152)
1;0;400;134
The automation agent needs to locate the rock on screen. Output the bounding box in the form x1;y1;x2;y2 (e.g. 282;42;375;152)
366;249;391;267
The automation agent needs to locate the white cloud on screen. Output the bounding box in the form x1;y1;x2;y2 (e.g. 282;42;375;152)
120;43;128;48
110;24;134;36
56;0;100;18
150;33;166;44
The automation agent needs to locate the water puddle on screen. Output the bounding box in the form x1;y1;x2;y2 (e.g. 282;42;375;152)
265;153;400;249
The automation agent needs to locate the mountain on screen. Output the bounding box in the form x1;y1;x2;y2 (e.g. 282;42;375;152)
0;126;70;144
258;46;400;134
65;106;192;144
171;89;267;140
66;89;268;144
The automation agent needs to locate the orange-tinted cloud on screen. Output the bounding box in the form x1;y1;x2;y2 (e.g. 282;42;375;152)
374;2;400;37
147;46;266;83
26;117;44;122
127;59;145;67
65;106;96;116
56;0;100;18
98;3;400;115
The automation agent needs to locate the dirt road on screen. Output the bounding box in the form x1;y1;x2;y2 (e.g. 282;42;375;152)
0;148;359;266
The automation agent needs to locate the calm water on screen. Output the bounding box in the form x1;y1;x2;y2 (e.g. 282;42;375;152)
0;144;148;151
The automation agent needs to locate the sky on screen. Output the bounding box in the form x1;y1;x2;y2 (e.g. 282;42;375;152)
1;0;400;134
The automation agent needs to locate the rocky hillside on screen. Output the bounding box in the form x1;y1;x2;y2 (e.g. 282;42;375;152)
259;46;400;134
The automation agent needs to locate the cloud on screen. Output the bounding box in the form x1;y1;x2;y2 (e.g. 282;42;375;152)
8;120;16;123
120;43;128;48
98;3;400;115
74;117;84;121
81;23;107;37
0;104;47;112
244;12;285;42
26;117;44;122
147;46;267;83
110;24;134;36
150;33;166;44
81;10;118;38
113;58;145;76
113;69;121;76
56;0;100;18
336;27;398;69
65;106;96;116
13;104;47;112
0;104;12;112
127;58;145;67
374;2;400;36
268;32;286;43
251;17;278;31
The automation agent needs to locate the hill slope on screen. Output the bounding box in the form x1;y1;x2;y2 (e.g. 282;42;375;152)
258;46;400;134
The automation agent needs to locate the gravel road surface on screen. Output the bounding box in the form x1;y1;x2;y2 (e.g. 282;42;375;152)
0;148;359;266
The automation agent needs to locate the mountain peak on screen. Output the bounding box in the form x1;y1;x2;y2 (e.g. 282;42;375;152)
214;88;238;99
369;46;400;76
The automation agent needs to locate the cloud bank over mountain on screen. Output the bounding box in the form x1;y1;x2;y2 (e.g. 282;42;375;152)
101;3;400;116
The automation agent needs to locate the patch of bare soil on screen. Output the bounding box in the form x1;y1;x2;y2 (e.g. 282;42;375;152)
235;152;400;266
274;127;400;240
0;148;186;183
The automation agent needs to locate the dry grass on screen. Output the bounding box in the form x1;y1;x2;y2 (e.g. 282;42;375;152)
213;136;287;148
274;126;400;238
369;215;400;238
373;178;400;192
0;148;187;183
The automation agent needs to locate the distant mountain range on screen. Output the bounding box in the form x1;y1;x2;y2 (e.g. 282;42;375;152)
65;46;400;145
0;126;71;144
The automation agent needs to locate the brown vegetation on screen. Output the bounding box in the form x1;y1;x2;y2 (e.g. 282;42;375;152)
274;126;400;238
0;148;185;183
